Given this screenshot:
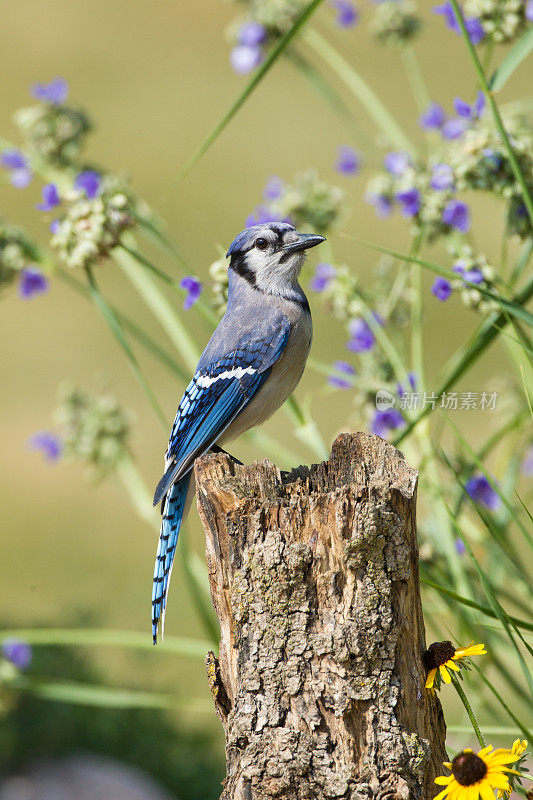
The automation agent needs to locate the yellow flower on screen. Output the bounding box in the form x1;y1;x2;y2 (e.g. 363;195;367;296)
424;641;487;690
435;746;521;800
496;740;528;799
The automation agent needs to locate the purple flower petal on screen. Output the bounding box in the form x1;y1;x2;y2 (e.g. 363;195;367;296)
310;262;336;292
50;219;61;234
346;318;375;352
455;538;466;555
419;103;446;130
522;444;533;475
10;168;33;189
336;145;361;176
365;191;393;218
330;0;358;28
18;267;49;299
431;277;452;301
36;183;60;212
263;176;283;201
433;1;484;45
237;21;266;47
328;375;352;389
1;149;27;170
441;117;469;139
2;638;32;670
396;187;421;217
179;276;203;310
31;77;69;105
465;474;501;511
454;96;473;119
431;163;455;191
333;360;356;374
28;431;62;461
526;0;533;22
230;45;263;74
74;169;101;199
442;199;470;232
384;151;410;176
474;90;485;118
245;206;292;227
371;409;405;438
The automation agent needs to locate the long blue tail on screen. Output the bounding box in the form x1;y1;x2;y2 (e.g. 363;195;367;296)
152;473;191;644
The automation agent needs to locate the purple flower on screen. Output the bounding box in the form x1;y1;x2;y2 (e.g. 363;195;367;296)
419;103;446;130
442;199;470;232
522;445;533;475
384;151;410;176
431;163;455;191
346;318;375;352
526;1;533;22
455;538;466;555
328;360;356;389
31;77;69;105
330;0;359;28
263;176;283;201
1;149;32;189
441;117;469;140
2;638;32;670
396;187;421;217
245;206;292;227
28;431;62;461
454;91;485;120
179;276;203;310
365;191;393;218
465;474;501;511
1;150;27;170
230;45;263;74
433;1;485;44
237;21;266;47
18;267;49;299
50;219;61;234
74;169;101;199
431;277;452;301
310;262;336;292
336;145;361;176
36;183;60;212
371;408;405;438
464;267;484;284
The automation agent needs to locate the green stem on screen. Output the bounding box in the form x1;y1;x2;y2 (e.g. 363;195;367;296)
400;45;431;114
113;245;200;373
303;28;415;153
451;674;486;748
448;0;533;226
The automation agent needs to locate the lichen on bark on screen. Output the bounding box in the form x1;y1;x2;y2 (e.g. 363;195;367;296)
196;432;447;800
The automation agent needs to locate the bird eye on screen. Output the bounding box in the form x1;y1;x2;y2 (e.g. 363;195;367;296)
255;238;268;250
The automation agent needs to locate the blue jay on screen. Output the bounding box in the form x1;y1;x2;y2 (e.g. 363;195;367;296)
151;222;325;643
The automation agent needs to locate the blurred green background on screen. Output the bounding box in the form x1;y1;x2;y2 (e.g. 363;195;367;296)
1;1;531;796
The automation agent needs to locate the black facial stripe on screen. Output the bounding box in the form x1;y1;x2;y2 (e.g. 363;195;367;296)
230;253;257;287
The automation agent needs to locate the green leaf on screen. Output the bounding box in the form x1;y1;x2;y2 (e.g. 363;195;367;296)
84;266;167;428
169;0;327;188
421;577;533;633
489;25;533;92
0;628;211;656
303;28;414;153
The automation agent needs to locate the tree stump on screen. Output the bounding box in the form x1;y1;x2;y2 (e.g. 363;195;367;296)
195;432;447;800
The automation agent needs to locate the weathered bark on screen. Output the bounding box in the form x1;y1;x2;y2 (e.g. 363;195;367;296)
196;432;447;800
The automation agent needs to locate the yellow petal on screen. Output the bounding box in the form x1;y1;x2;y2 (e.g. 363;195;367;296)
446;659;461;672
435;776;453;785
434;788;451;800
478;746;494;757
443;762;453;770
479;783;496;800
426;669;437;689
440;665;452;683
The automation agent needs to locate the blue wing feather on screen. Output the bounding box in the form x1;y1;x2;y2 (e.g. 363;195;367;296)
151;315;291;642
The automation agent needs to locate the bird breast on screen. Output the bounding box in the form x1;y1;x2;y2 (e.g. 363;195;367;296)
221;311;312;443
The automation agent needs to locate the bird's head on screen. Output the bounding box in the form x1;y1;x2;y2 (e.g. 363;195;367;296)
226;223;325;297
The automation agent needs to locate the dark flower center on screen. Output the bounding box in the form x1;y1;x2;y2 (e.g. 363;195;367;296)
423;641;456;670
452;752;488;786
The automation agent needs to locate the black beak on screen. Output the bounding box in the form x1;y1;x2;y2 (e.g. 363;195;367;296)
282;233;326;254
